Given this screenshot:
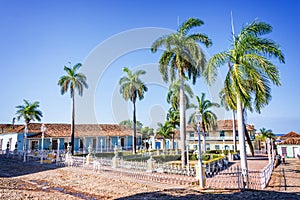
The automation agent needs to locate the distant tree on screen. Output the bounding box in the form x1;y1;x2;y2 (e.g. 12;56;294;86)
189;93;219;153
119;67;148;154
140;126;154;139
119;119;143;131
16;100;43;125
167;80;194;110
16;99;43;160
156;121;174;151
58;63;88;155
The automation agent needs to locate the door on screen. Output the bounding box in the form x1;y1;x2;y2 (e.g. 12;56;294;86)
281;147;287;157
293;147;299;158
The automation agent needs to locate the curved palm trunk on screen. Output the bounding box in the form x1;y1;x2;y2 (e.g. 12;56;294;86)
179;75;187;166
71;92;75;155
232;111;237;152
132;101;137;154
237;96;248;187
244;123;254;157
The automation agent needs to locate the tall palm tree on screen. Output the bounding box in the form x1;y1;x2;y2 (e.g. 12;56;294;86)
16;99;43;160
58;63;88;155
189;93;219;153
119;67;148;154
167;80;194;110
151;18;212;166
205;20;285;185
156;121;174;151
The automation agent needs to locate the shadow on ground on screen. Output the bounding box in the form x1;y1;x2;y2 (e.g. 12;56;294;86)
116;189;300;200
0;157;62;178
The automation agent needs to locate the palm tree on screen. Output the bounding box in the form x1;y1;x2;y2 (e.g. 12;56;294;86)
258;128;276;153
219;87;238;152
156;121;174;151
151;18;212;166
58;63;88;155
119;67;148;154
16;100;43;125
119;119;143;131
166;108;180;148
167;80;194;110
189;93;219;153
16;99;43;160
205;20;285;185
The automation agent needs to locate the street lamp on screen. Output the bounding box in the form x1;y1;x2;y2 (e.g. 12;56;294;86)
195;110;204;188
40;124;46;164
23;124;28;162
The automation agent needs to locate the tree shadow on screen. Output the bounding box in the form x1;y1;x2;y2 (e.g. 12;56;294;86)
0;157;63;178
116;189;300;200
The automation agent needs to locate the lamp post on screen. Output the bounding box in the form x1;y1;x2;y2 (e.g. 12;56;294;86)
40;124;46;164
195;110;204;188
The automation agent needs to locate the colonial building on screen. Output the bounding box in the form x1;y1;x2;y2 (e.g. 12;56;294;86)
277;131;300;158
0;123;140;153
171;120;256;153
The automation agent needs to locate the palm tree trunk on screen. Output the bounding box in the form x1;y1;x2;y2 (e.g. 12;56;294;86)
232;111;237;152
179;75;186;166
132;101;137;154
236;96;248;186
244;123;254;157
71;92;75;155
202;122;206;153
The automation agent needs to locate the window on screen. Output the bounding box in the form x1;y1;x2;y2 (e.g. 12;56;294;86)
190;132;194;138
52;139;58;150
206;143;210;151
92;138;97;149
31;140;39;150
215;145;220;150
220;131;225;138
79;138;84;150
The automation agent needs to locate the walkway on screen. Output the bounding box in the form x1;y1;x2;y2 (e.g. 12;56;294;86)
266;158;300;193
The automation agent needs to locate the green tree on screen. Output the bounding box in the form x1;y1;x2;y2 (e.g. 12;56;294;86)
140;126;154;139
16;100;43;125
58;63;88;155
119;119;143;131
156;121;174;151
16;99;43;160
257;128;276;153
167;80;194;110
205;20;285;185
119;67;148;154
189;93;219;153
151;18;211;166
166;108;180;149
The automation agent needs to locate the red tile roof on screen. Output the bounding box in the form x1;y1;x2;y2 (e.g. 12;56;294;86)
278;137;300;145
6;123;134;138
279;131;300;139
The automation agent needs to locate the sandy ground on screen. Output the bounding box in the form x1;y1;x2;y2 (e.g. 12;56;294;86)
0;157;299;199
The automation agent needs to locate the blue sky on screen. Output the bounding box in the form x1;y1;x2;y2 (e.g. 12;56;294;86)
0;0;299;134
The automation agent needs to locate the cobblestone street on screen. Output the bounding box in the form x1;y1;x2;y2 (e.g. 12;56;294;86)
0;157;299;199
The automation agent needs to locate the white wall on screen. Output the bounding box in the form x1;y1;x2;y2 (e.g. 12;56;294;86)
0;133;18;151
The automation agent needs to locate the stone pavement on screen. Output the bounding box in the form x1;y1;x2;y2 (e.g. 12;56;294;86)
1;156;300;199
266;158;300;193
